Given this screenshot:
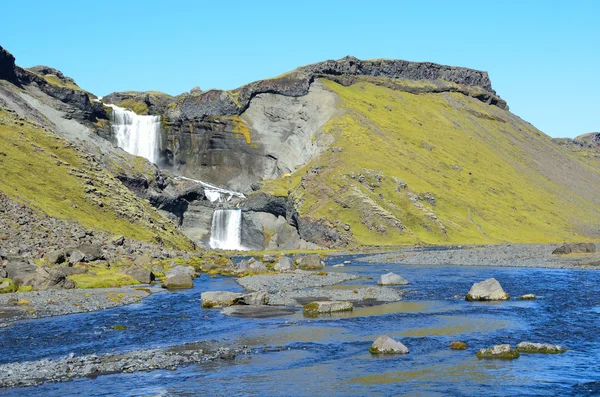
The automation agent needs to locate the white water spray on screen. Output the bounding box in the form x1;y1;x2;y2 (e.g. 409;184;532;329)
106;104;160;164
209;209;246;250
174;176;246;203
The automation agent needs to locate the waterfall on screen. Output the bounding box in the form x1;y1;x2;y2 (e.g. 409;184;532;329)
209;209;245;250
106;104;160;164
174;176;246;203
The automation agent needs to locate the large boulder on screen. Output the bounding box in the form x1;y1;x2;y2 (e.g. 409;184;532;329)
465;278;509;301
274;256;294;271
125;267;155;284
248;258;267;272
369;335;409;354
201;291;244;308
4;259;37;280
236;291;269;306
296;255;324;270
303;300;353;316
165;265;196;278
22;267;76;290
377;272;409;285
515;342;567;354
44;250;67;265
0;45;18;84
68;250;87;265
162;273;194;289
476;344;519;359
134;254;153;267
552;243;596;255
73;244;103;262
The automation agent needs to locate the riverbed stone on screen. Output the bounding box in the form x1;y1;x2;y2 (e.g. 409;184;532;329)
44;250;66;265
296;255;324;270
162;273;193;289
369;335;409;354
201;291;244;308
465;278;509;301
303;300;353;316
552;243;596;255
165;265;196;278
236;291;269;305
377;272;409;285
519;294;536;300
449;341;468;350
476;344;519;359
515;342;567;354
274;256;294;271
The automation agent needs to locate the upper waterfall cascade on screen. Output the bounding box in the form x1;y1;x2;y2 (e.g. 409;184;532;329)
106;104;160;164
175;176;246;203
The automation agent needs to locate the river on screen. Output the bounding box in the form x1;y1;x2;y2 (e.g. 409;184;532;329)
1;255;599;396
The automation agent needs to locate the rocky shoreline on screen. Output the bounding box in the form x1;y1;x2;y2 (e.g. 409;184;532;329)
0;286;156;327
364;243;600;270
0;341;250;389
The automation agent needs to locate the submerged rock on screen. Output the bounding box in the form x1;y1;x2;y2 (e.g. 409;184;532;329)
296;255;324;270
201;291;243;308
476;344;519;359
377;272;409;285
449;341;468;350
465;278;509;301
519;294;536;300
302;300;353;316
516;342;567;354
369;335;409;354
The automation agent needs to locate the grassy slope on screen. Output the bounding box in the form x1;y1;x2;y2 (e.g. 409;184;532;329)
0;109;193;250
263;79;600;246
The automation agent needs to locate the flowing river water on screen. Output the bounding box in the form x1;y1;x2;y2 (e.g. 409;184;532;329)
1;255;599;396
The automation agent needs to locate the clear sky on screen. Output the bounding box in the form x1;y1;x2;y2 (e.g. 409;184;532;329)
1;0;598;137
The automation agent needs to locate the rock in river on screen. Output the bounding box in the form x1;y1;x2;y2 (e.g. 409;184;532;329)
516;342;567;354
449;341;468;350
369;335;409;354
476;344;519;359
236;291;269;306
465;278;509;301
274;256;294;272
303;300;353;316
296;255;324;270
162;273;194;289
201;291;244;308
519;294;536;300
377;272;409;285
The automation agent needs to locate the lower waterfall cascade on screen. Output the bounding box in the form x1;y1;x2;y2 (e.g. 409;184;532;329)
106;104;161;164
209;209;246;250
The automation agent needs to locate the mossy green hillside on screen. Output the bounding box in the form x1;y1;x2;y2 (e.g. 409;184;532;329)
0;110;193;250
117;99;149;115
262;79;600;246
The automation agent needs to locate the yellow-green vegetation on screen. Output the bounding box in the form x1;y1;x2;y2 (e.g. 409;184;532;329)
0;278;17;293
0;110;193;250
302;302;320;317
118;99;149;115
16;299;30;306
476;347;520;360
449;341;468;350
262;79;600;246
112;325;128;331
69;265;139;289
232;115;251;144
39;74;82;91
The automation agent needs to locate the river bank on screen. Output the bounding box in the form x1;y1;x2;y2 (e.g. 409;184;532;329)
363;243;600;269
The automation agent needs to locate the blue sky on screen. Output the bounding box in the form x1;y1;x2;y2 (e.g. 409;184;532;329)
1;0;598;137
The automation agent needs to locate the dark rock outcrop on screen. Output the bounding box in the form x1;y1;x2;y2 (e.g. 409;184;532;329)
0;45;18;84
552;243;596;255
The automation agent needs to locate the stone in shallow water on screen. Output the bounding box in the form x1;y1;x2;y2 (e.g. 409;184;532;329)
162;273;193;289
465;278;509;301
519;294;536;300
296;255;324;270
377;272;409;285
516;342;567;354
449;341;468;350
274;256;294;271
369;335;409;354
303;300;353;316
476;344;519;359
201;291;243;308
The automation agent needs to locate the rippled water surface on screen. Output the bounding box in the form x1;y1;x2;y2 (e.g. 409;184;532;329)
2;256;600;396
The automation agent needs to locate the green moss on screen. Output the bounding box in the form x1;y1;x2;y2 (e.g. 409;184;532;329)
0;278;17;293
40;74;82;91
69;265;139;289
112;325;128;331
302;302;320;317
476;348;520;360
516;345;566;354
118;99;149;115
262;79;600;246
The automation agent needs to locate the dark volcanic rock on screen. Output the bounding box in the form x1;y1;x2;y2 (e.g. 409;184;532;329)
0;45;18;84
552;243;597;255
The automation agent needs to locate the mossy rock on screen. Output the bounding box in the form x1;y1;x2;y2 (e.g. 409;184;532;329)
0;278;17;294
449;341;468;350
516;342;567;354
112;325;128;331
476;344;520;360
